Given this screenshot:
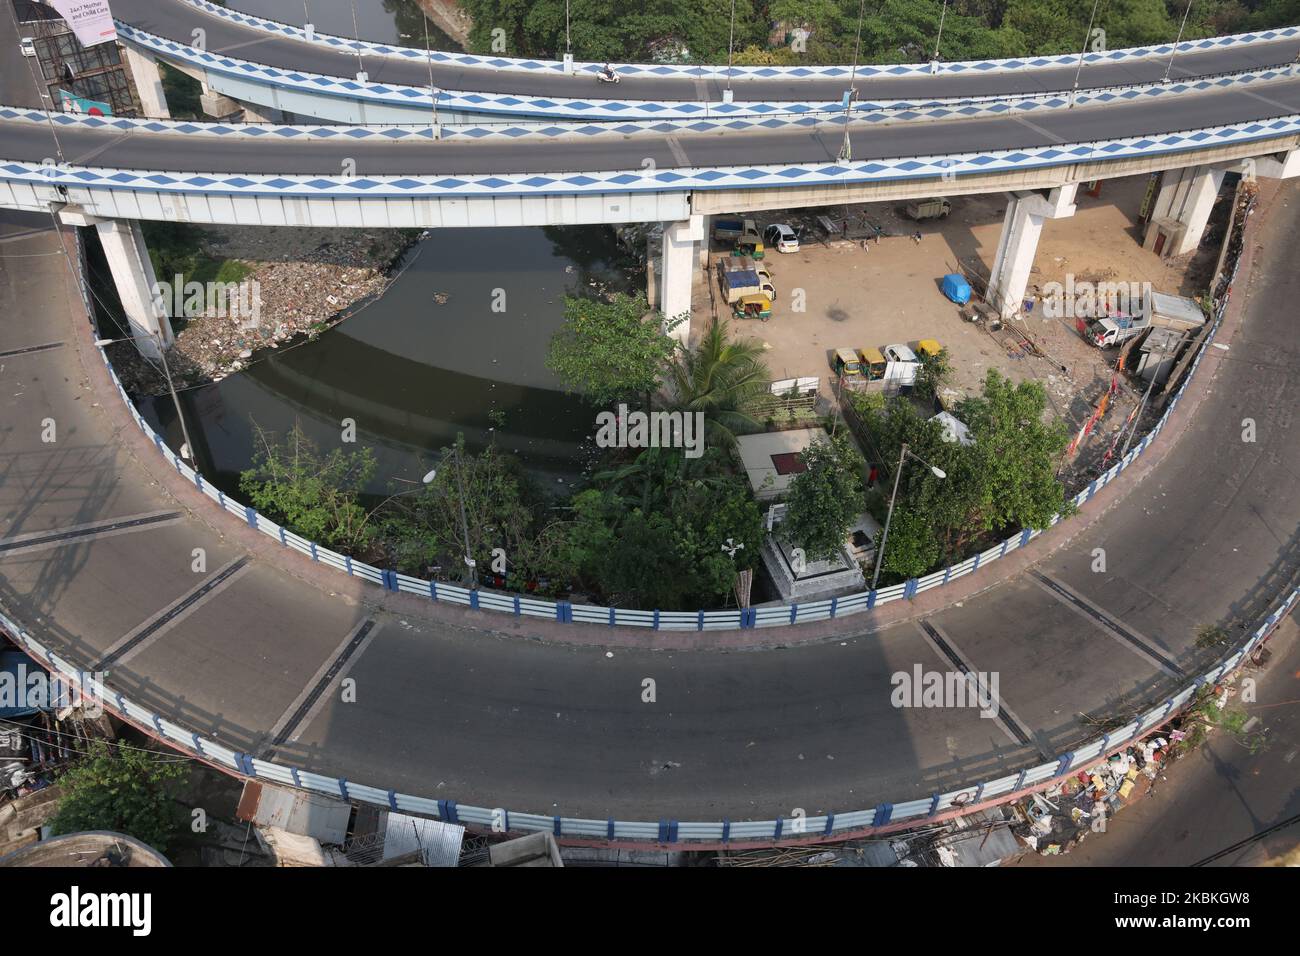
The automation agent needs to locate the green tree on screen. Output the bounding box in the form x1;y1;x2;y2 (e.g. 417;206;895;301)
665;318;771;447
239;422;378;553
875;506;942;580
954;370;1070;547
915;345;952;402
565;447;762;608
49;740;188;853
854;369;1070;573
381;435;570;588
546;293;679;408
782;432;866;561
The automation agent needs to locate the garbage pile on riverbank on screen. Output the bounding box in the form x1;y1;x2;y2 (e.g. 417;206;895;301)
109;226;417;395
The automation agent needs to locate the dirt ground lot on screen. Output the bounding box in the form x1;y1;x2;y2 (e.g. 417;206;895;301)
695;174;1223;481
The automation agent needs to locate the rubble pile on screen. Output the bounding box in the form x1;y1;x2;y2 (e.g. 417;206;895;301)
110;226;416;395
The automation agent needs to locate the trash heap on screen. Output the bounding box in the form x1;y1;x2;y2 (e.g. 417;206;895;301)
1013;735;1173;857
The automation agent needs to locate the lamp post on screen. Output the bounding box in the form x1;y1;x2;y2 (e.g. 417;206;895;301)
1070;0;1103;107
838;0;867;163
933;0;949;64
870;442;946;592
1163;1;1195;83
95;331;195;464
724;0;737;102
350;0;366;80
422;12;440;132
427;445;476;588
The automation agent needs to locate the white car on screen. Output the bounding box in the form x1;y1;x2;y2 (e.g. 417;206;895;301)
764;223;799;254
884;343;918;364
21;37;37;58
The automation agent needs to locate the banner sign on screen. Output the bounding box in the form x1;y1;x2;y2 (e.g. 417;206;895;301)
45;0;117;48
58;88;112;116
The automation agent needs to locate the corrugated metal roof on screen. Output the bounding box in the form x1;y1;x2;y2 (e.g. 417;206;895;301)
382;812;464;867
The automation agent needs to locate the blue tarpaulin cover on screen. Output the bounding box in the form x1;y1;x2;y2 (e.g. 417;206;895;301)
941;273;972;304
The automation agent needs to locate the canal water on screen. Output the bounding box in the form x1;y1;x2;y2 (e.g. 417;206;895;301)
127;225;642;494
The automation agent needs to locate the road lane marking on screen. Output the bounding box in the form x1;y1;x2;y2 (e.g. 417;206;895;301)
1028;569;1185;678
1012;115;1068;144
666;135;690;167
0;341;63;358
260;617;379;758
0;511;183;557
915;619;1047;758
96;556;251;668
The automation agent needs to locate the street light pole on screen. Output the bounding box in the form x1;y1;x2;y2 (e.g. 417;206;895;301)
1070;0;1103;107
451;446;475;588
427;445;477;588
838;0;867;163
95;332;195;463
1163;1;1195;83
871;443;909;592
869;442;946;592
725;0;737;100
933;0;949;62
423;13;439;131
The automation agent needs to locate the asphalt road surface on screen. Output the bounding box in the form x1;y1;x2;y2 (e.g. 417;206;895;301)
108;0;1300;103
3;75;1300;179
0;177;1295;822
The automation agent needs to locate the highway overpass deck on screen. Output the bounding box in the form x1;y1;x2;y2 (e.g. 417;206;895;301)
109;0;1300;103
4;75;1300;180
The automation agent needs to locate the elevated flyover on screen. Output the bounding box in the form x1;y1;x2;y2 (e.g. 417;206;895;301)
0;178;1295;836
106;0;1300;122
2;67;1299;337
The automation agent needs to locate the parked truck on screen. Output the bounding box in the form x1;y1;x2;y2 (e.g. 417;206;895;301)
712;218;751;242
719;256;775;299
719;266;763;304
906;198;951;221
1077;312;1150;348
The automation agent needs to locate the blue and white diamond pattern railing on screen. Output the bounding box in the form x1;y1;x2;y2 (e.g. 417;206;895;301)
6;64;1296;142
117;21;1300;124
0;172;1282;848
4;114;1299;200
174;0;1300;81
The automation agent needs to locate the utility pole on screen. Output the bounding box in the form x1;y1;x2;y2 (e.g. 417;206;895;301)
838;0;867;163
1164;1;1195;83
1070;0;1103;107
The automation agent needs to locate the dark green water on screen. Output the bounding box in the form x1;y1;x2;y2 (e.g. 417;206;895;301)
139;225;641;493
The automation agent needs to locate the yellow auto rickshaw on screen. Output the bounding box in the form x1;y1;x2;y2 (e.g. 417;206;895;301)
733;231;765;259
733;293;772;321
834;348;862;377
858;346;887;381
916;339;944;359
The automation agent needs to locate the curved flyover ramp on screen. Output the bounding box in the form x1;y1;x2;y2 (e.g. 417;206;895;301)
0;179;1295;830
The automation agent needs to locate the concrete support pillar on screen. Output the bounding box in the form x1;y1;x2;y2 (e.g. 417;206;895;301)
94;219;172;360
239;102;286;124
987;183;1077;319
1144;164;1225;257
199;79;244;121
698;214;712;270
660;215;702;343
123;46;170;119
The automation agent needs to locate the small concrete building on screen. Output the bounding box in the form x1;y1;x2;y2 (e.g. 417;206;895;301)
735;427;830;501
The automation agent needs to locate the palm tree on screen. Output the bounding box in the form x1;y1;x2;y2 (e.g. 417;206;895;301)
665;318;771;447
